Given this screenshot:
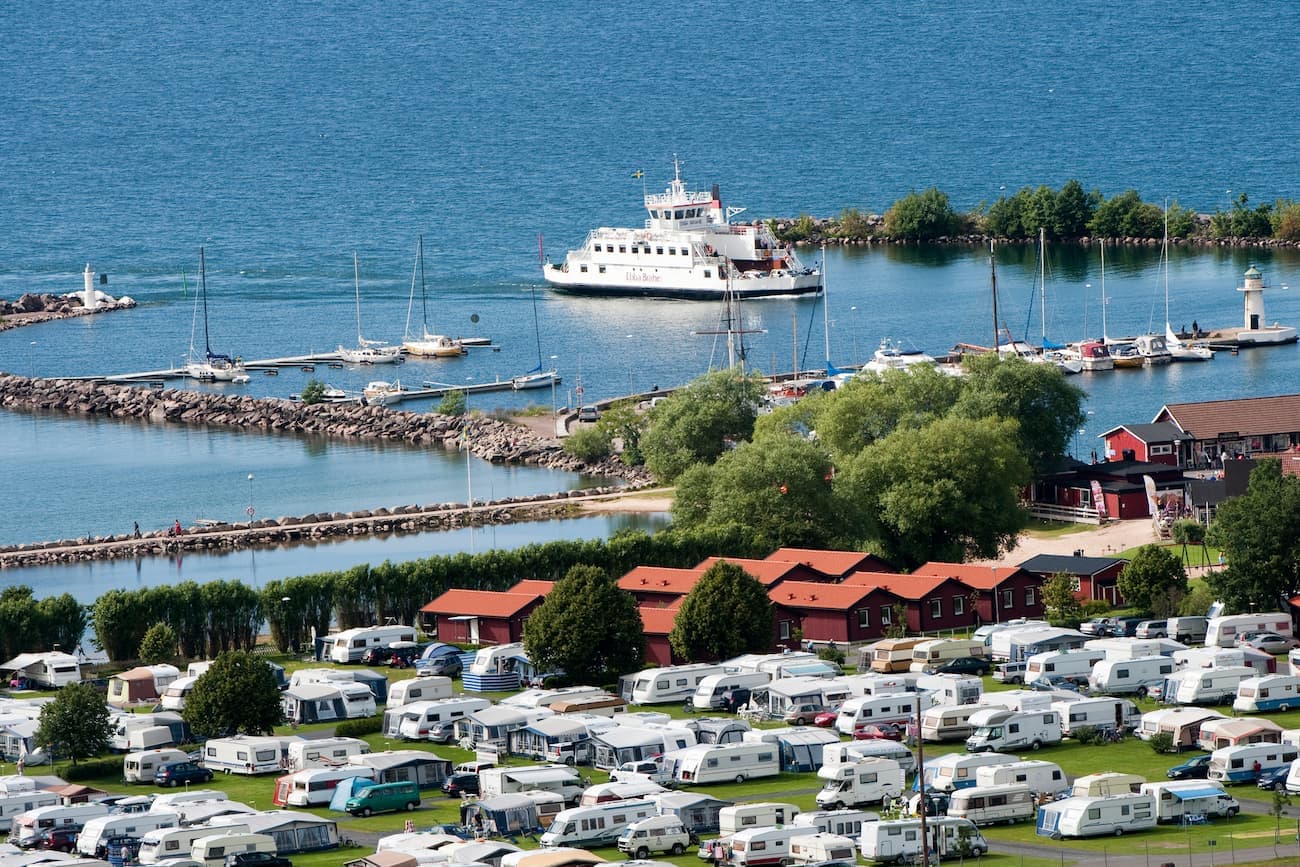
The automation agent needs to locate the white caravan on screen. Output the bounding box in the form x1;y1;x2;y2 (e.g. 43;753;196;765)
138;824;250;865
834;693;927;735
1024;649;1104;686
1053;697;1140;736
479;764;586;804
792;808;878;838
626;664;726;705
1035;793;1156;838
1209;743;1299;784
1234;675;1300;713
719;802;801;836
327;624;418;663
159;675;198;711
913;673;982;706
787;832;856;865
392;697;491;740
0;791;58;833
1205;612;1293;647
924;753;1016;793
0;652;82;688
539;798;657;848
727;826;809;867
190;831;278;867
920;704;994;743
815;757;903;809
669;742;779;785
287;736;371;771
272;767;375;807
1141;781;1240;823
387;676;453;708
908;639;986;674
825;739;916;776
947;784;1036;825
859;817;988;862
1088;656;1175;697
203;736;284;775
9;802;111;846
123;748;190;783
965;708;1061;753
1070;773;1145;797
974;760;1066;795
1164;666;1256;705
691;672;772;710
77;812;179;858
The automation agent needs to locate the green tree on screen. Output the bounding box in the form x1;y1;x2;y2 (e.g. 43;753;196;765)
669;561;773;662
138;622;179;665
562;425;612;462
595;400;646;465
1179;583;1214;617
1052;180;1095;238
1089;189;1163;238
36;682;112;765
1273;199;1300;242
437;389;467;416
183;650;284;736
522;564;645;684
807;365;963;458
299;379;326;405
835;415;1031;568
1165;200;1198;238
1042;572;1083;624
1205;460;1300;611
883;188;962;240
1118;545;1188;617
1210;193;1273;238
640;369;766;482
836;207;874;240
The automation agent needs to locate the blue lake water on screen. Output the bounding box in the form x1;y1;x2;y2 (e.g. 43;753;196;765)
2;1;1299;594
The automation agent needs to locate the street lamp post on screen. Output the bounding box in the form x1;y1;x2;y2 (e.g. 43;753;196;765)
849;306;859;362
550;355;559;416
246;473;256;520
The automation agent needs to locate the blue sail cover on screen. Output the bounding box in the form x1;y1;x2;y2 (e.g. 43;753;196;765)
1042;338;1066;350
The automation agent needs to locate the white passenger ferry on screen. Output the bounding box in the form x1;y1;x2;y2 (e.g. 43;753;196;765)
543;159;822;300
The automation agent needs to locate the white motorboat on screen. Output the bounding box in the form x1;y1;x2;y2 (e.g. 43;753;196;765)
1044;347;1083;375
1134;332;1172;365
402;235;465;358
185;247;250;384
338;252;402;365
543;156;822;300
862;338;937;374
363;380;403;405
1077;340;1114;372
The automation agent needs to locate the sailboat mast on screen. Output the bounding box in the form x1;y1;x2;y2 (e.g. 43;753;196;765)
821;243;832;370
199;246;212;356
1039;227;1047;346
529;285;544;368
418;234;429;333
1162;203;1171;328
989;240;998;351
1100;242;1108;342
354;252;363;345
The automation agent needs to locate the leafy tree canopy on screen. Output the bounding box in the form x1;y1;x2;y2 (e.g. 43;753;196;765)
884;188;962;240
522;564;645;684
1205;461;1300;611
1118;545;1189;617
641;369;766;482
138;622;178;665
1042;572;1083;625
670;561;773;662
806;365;964;458
183;650;284;737
37;682;112;765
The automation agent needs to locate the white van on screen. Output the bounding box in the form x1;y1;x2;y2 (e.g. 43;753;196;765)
273;767;375;807
1088;656;1175;697
387;676;452;708
920;704;994;742
947;784;1035;825
1141;781;1239;823
691;672;772;710
1035;793;1156;838
616;814;690;859
974;760;1066;795
287;736;371;771
965;708;1061;753
203;736;283;775
0;791;58;833
719;802;801;836
908;639;986;674
834;693;927;735
9;802;111;846
539;798;657;848
1165;666;1256;705
77;813;179;858
124;748;190;783
393;697;491;740
860;817;988;861
815;757;903;809
1205;612;1293;648
792;808;878;839
190;832;277;867
627;664;726;705
1025;649;1104;685
1053;697;1140;737
138;823;250;865
925;753;1016;792
1070;773;1144;797
328;624;418;663
788;832;856;865
1234;675;1300;713
727;826;809;867
671;742;780;786
1209;743;1299;784
1167;617;1209;644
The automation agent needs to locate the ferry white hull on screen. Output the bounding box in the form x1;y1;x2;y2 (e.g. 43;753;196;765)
545;262;821;300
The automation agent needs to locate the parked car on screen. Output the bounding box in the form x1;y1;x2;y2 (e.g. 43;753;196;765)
155;760;214;787
784;703;827;726
993;662;1027;684
1258;762;1294;792
1110;617;1147;637
1080;617;1116;637
577;405;601;422
931;656;991;676
34;828;79;853
224;852;292;867
1031;674;1089;693
813;711;839;728
1167;754;1212;780
441;771;480;797
1239;632;1300;654
853;723;904;741
1135;620;1168;639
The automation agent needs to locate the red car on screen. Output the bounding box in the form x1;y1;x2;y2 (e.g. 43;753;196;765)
853;723;903;741
813;711;839;728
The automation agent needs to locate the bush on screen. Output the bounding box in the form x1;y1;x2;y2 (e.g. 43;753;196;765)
1082;599;1112;616
818;644;846;667
562;426;611;462
299;380;326;405
1071;725;1105;746
1149;732;1175;754
62;755;125;782
437;389;467;417
334;717;383;738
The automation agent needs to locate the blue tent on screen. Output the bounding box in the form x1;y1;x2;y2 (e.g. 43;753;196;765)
327;775;375;812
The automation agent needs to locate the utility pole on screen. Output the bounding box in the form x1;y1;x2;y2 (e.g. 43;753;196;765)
916;699;930;867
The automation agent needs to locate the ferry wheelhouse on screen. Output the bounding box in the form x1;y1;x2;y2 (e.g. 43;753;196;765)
543;159;822;300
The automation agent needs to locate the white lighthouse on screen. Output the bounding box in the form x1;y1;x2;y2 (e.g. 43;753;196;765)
81;263;99;310
1235;265;1296;345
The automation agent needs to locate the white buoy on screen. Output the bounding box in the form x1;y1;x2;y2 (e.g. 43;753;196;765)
82;263;99;310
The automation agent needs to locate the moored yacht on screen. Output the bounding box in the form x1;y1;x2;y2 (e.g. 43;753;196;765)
542;157;822;300
1134;333;1172;365
1077;340;1114;372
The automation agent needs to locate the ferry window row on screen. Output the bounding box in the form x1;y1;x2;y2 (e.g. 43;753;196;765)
650;208;705;220
593;243;690;256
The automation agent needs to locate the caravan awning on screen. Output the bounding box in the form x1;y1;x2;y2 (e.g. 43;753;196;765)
1171;787;1224;800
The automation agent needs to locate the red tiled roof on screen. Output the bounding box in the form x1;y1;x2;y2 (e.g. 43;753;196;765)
769;580;890;610
617;566;702;595
696;557;799;586
842;571;969;600
510;579;556;595
420;589;543;618
768;547;884;577
913;562;1027;590
1156;393;1300;440
638;600;682;635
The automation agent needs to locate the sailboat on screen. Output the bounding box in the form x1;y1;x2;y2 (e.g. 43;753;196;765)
402;235;465;358
338;253;401;364
185;247;250;384
1033;228;1082;374
512;284;560;390
1160;211;1213;362
1097;242;1144;370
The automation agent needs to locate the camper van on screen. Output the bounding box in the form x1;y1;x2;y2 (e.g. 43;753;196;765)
834;694;926;736
965;709;1062;753
859;817;988;862
0;652;82;689
76;813;179;858
627;664;726;705
1164;666;1256;705
1053;697;1140;737
670;742;780;786
1089;656;1175;697
1035;793;1156;839
480;764;587;805
1141;781;1240;822
869;639;925;673
190;832;278;867
909;639;986;674
327;624;418;663
1235;675;1300;713
925;753;1016;793
539;798;657;848
393;697;491;740
203;736;284;775
787;832;857;866
273;767;375;806
138;824;250;865
287;736;371;771
691;673;772;711
792;809;878;839
387;676;453;709
726;826;810;867
0;791;58;833
1069;773;1144;797
1166;617;1209;644
124;748;190;783
814;758;904;809
1024;649;1104;686
920;705;994;743
974;760;1066;795
9;802;111;846
947;784;1035;826
913;673;982;707
616;814;691;859
1205;613;1293;648
1208;743;1299;783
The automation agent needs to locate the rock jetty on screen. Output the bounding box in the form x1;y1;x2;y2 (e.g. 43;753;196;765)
0;292;136;332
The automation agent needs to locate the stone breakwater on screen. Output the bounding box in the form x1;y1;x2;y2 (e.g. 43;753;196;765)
0;293;136;332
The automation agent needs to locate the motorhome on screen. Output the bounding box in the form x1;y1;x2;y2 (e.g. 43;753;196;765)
859;817;988;862
616;814;691;859
924;753;1016;792
947;784;1036;826
1141;781;1239;823
202;735;284;775
1035;793;1156;838
965;708;1061;753
1138;708;1225;750
791;808;878;839
625;664;726;705
124;748;190;783
719;802;800;836
691;673;772;710
814;758;904;809
9;802;111;846
1164;666;1255;705
1205;612;1293;648
1053;697;1140;737
387;676;453;708
0;791;57;833
1069;773;1145;797
1234;675;1300;713
138;824;251;865
327;624;418;663
1166;617;1209;644
868;638;925;673
0;652;81;689
1024;649;1104;686
273;767;375;807
974;760;1066;795
190;832;278;867
908;639;986;674
913;673;982;706
287;736;371;771
539;799;657;848
479;764;586;805
920;704;994;743
76;813;179;858
726;826;810;867
787;832;856;866
833;693;926;735
391;697;491;740
1088;656;1175;697
1209;743;1299;783
668;742;780;786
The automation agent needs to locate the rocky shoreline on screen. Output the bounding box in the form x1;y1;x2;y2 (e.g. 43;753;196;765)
0;292;137;333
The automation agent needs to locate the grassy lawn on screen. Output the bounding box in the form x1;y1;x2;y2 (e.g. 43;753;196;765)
983;810;1299;856
1023;520;1094;539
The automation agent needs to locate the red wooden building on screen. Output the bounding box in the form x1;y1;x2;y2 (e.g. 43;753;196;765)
617;566;702;606
1034;458;1188;521
1099;422;1191;467
638;600;683;667
912;562;1044;624
1018;553;1128;606
840;572;978;633
766;547;896;579
1153;393;1300;469
769;581;902;647
694;556;820;588
419;587;549;645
